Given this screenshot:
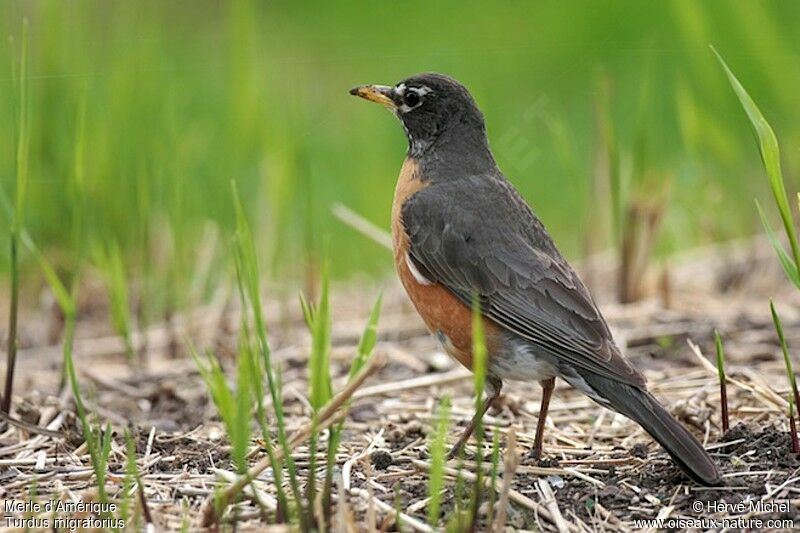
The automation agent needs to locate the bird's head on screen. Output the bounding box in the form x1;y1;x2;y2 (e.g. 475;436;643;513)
350;73;488;159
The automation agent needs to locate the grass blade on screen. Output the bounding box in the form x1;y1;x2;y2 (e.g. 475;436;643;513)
756;200;800;288
298;292;315;329
469;296;488;527
92;241;135;361
120;430;139;529
790;395;799;454
28;229;115;509
20;233;75;317
351;292;383;380
308;268;332;412
229;180;305;525
715;330;729;433
770;300;800;423
233;338;253;473
714;46;800;275
427;397;451;527
471;297;488;407
322;291;383;525
63;309;111;505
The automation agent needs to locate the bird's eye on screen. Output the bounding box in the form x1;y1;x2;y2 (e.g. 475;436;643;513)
403;90;420;107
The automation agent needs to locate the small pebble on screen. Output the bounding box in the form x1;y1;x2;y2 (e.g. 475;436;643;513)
630;443;649;459
599;484;619;498
371;449;393;470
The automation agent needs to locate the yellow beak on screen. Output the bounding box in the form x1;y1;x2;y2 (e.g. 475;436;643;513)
349;84;396;109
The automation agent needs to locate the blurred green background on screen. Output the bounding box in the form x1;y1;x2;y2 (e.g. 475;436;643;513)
1;0;800;310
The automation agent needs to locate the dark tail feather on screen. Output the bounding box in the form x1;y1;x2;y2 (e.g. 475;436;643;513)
580;371;721;485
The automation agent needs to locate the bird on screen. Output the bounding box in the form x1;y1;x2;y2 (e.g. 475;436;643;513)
349;73;720;485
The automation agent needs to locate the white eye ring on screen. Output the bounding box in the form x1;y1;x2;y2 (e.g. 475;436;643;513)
395;84;432;113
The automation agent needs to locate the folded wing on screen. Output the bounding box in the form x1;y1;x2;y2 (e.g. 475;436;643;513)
402;175;645;387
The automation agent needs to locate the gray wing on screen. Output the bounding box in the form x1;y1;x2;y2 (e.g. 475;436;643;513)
402;175;645;387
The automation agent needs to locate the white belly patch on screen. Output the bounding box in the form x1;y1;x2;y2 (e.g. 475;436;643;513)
406;252;432;285
489;343;557;382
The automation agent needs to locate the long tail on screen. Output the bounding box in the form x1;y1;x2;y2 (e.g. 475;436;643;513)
578;370;721;485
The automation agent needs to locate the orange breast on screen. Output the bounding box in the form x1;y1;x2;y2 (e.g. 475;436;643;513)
391;158;500;370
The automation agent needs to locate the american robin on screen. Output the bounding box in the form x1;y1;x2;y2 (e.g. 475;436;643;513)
350;73;720;485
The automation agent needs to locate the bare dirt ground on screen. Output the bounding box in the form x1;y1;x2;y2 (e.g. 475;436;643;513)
2;236;800;531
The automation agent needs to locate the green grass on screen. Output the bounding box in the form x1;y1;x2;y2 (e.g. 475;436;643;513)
63;305;115;511
1;27;134;518
192;182;385;527
225;181;304;524
769;300;800;422
717;49;800;450
119;431;139;530
92;241;135;361
307;269;333;413
487;431;502;526
33;246;118;520
302;266;332;522
468;298;489;527
192;346;253;474
322;290;383;518
714;47;800;289
427;396;451;526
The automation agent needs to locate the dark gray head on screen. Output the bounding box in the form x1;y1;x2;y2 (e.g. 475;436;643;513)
350;73;495;173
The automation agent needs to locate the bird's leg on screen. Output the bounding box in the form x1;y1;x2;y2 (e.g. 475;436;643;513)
530;377;555;460
448;378;502;459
